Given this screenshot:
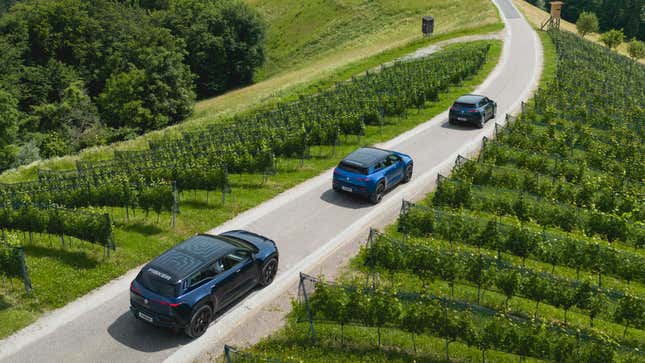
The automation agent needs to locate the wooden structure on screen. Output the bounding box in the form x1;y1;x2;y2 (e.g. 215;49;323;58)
422;16;434;36
541;1;564;30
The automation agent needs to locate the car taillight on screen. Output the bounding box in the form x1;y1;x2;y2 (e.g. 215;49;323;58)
130;282;142;296
333;169;341;175
357;177;369;182
158;301;181;307
468;109;479;113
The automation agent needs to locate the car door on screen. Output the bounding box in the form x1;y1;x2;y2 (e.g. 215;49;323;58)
384;154;403;186
483;98;493;119
214;252;256;306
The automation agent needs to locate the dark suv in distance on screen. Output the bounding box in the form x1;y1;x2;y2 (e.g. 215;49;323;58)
130;231;279;338
449;94;497;128
333;147;413;204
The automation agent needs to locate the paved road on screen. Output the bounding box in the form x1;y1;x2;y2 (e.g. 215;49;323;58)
0;0;541;362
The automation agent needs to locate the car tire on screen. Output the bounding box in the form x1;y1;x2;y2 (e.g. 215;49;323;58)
185;304;212;338
259;257;278;287
370;182;385;204
332;184;341;192
477;115;485;129
402;164;413;183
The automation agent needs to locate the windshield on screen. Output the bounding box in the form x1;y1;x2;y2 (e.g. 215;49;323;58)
454;102;476;109
338;161;368;175
137;271;178;297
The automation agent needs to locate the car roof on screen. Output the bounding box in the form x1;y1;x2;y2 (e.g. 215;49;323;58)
147;234;237;282
342;147;391;168
455;94;486;104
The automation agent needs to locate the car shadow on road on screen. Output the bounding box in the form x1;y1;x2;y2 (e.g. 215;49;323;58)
107;312;192;352
319;189;374;209
107;287;262;352
440;119;492;130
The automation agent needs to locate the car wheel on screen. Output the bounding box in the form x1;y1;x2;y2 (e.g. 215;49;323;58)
259;257;278;287
332;184;341;192
477;115;485;129
402;164;413;183
370;182;385;204
185;304;212;338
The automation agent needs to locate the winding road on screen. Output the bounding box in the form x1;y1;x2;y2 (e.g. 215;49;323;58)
0;0;541;362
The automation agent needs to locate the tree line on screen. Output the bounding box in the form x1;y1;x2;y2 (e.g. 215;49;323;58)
0;0;265;171
525;0;644;41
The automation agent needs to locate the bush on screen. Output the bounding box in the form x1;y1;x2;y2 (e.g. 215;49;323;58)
576;12;599;38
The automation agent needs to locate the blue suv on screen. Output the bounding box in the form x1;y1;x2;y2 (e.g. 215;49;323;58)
130;231;278;338
332;147;413;203
448;94;497;128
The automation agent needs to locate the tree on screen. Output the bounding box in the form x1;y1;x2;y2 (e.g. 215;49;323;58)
522;273;550;318
614;294;645;338
366;288;402;348
495;269;521;310
0;88;21;170
576;12;599;38
401;302;432;353
551;282;575;324
156;0;266;97
466;254;490;303
437;253;460;297
627;39;645;60
600;29;624;50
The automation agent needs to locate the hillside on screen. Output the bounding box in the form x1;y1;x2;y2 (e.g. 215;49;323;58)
0;0;501;183
513;0;644;63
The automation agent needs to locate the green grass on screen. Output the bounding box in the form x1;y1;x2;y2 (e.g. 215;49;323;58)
247;0;500;81
239;317;545;363
0;40;503;339
537;30;557;89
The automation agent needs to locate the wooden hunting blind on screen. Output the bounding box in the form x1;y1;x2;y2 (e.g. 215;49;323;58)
422;16;434;36
542;1;564;30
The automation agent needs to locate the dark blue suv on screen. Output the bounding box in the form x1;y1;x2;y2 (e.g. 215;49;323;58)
448;94;497;128
130;231;278;338
332;147;413;203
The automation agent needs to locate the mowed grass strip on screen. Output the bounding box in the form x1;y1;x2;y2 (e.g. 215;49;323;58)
0;40;503;339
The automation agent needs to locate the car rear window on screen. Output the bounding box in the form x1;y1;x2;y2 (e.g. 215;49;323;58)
454;102;476;108
137;271;178;297
338;161;368;175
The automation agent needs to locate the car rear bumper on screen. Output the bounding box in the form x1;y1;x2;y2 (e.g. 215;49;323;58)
332;179;371;196
449;112;482;126
130;301;187;329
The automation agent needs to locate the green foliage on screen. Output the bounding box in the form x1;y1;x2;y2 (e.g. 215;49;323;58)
0;203;112;247
627;39;645;60
0;0;266;170
0;232;21;277
304;279;617;362
576;12;599;38
541;0;644;41
600;29;625;49
400;206;645;283
0;89;21;170
156;0;266;97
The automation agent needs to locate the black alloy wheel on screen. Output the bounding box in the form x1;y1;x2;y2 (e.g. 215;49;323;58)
370;182;385;204
185;304;212;338
403;164;413;183
260;257;278;286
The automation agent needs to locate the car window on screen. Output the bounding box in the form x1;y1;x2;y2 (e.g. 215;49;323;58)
338;161;368;175
373;161;384;171
137;271;178;297
188;264;218;288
